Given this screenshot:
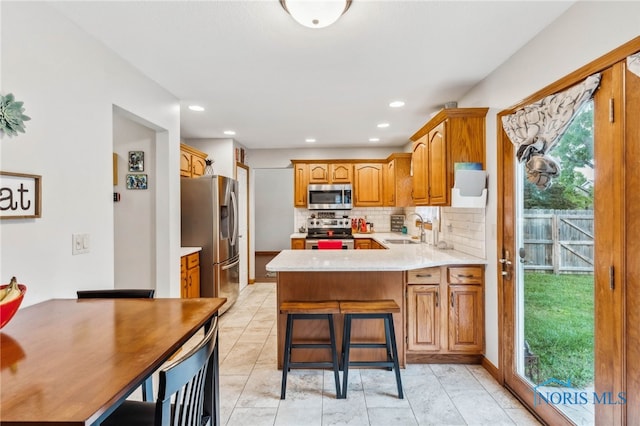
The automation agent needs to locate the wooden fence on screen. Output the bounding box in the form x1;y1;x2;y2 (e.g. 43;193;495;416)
522;209;594;274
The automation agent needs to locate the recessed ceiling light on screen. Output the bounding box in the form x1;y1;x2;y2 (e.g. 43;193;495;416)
223;130;236;136
389;101;405;108
188;105;205;112
305;138;316;143
369;138;380;142
377;123;390;128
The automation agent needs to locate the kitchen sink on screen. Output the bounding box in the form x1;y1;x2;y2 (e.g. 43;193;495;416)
384;239;420;245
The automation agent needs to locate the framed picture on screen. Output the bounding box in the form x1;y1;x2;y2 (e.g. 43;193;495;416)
128;151;144;172
0;171;42;219
126;174;148;190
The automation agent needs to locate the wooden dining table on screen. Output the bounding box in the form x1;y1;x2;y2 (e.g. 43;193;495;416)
0;297;226;425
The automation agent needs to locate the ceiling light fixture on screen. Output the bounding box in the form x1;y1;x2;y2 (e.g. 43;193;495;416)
280;0;352;29
377;122;390;128
305;138;316;143
389;101;405;108
223;130;236;136
369;138;380;143
188;105;204;112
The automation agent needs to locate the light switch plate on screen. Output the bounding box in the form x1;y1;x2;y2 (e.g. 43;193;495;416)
72;234;90;255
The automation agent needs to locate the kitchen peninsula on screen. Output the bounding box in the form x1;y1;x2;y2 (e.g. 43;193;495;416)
266;234;488;369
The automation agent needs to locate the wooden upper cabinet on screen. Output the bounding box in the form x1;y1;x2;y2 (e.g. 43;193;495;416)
354;163;384;206
427;122;448;205
410;108;488;206
411;136;429;204
180;143;208;178
384;154;412;207
306;163;353;184
308;163;330;184
330;163;352;183
294;163;309;207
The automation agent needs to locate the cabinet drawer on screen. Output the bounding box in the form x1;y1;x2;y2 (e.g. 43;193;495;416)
181;256;187;273
187;253;200;269
448;266;483;284
407;267;441;284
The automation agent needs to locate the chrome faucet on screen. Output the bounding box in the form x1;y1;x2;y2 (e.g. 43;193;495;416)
406;212;426;243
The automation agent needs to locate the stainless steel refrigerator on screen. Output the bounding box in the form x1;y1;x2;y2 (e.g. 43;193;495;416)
181;175;239;314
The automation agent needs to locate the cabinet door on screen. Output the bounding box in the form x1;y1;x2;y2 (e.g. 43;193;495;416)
448;285;483;352
180;256;188;298
354;163;384;206
384;159;396;206
407;285;441;351
294;163;308;207
191;155;206;177
291;238;305;249
187;265;200;298
428;122;448;205
180;150;192;178
330;163;352;183
354;239;372;249
308;164;330;183
412;136;429;205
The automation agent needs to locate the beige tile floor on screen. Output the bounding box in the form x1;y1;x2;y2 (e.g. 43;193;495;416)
215;282;542;426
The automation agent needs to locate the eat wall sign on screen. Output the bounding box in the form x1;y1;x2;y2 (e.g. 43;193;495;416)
0;171;42;219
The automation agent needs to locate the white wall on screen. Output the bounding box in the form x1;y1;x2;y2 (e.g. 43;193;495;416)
113;112;156;291
457;1;640;367
0;2;182;304
248;146;402;169
184;138;236;179
255;169;294;251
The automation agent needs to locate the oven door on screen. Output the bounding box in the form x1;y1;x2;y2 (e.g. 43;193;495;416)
305;239;353;250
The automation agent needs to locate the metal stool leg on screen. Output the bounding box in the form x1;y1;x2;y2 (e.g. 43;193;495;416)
385;313;404;399
341;314;352;399
327;314;342;399
280;313;295;399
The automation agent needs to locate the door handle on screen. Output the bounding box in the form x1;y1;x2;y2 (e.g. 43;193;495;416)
500;249;512;280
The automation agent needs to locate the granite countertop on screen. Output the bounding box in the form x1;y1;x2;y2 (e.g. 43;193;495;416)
273;233;487;272
181;246;202;257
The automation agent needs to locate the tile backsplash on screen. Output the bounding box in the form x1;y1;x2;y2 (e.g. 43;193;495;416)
294;207;404;233
294;206;486;259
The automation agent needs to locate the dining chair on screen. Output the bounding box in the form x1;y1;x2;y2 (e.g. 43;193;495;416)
76;288;156;401
101;318;219;426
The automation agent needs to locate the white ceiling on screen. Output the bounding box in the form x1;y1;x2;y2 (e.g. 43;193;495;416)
51;1;574;150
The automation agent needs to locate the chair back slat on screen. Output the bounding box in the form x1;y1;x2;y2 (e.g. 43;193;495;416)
157;318;218;426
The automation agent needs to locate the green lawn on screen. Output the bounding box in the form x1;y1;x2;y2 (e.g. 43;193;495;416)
524;272;594;388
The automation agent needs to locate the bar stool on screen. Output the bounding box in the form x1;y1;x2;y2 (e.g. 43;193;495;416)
339;300;403;399
280;300;342;399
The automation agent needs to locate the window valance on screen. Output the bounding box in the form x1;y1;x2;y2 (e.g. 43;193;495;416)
501;73;601;189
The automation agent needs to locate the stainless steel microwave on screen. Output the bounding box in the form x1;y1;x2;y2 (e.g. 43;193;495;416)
307;184;352;210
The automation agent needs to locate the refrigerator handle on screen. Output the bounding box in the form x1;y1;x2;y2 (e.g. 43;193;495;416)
222;257;240;270
230;190;239;247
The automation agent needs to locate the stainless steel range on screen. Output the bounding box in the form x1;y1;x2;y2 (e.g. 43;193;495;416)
305;214;354;250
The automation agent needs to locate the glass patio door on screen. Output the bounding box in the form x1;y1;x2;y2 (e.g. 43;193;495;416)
500;52;636;425
515;102;595;425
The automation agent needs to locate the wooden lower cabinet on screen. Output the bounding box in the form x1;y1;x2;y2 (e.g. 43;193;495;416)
180;252;200;298
291;238;305;250
406;265;484;359
354;238;386;249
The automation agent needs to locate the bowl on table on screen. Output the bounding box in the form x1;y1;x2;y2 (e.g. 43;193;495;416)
0;283;26;329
